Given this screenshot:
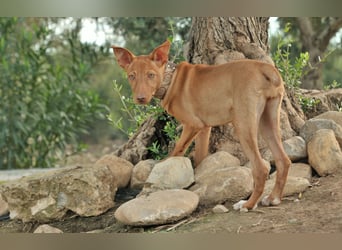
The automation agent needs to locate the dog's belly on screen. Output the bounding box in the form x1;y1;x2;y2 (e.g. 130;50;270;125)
201;109;234;126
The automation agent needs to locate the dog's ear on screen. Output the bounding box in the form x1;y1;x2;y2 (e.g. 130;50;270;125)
150;40;171;67
111;46;135;70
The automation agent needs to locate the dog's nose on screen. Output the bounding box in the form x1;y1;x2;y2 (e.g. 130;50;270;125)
136;96;146;104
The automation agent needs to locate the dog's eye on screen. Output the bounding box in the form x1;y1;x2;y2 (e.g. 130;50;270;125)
128;74;135;81
147;73;155;79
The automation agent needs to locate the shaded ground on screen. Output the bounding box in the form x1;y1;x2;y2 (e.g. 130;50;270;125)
1;143;342;233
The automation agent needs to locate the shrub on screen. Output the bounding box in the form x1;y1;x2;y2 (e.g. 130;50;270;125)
0;17;108;169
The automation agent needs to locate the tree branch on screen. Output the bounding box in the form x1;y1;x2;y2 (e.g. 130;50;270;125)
317;17;342;50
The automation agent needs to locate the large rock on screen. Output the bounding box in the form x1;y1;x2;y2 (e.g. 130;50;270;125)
264;136;307;163
307;129;342;176
190;166;253;206
0;165;117;222
130;159;156;189
271;163;312;181
95;154;133;188
0;194;8;217
263;176;311;198
145;157;194;189
194;151;241;180
300;118;342;147
114;189;199;226
315;111;342;127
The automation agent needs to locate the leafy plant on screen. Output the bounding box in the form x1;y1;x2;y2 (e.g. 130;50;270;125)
272;23;310;89
0;17;109;169
271;23;323;112
109;79;180;159
298;96;321;113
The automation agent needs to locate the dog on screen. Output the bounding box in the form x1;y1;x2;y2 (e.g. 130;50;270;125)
112;40;291;211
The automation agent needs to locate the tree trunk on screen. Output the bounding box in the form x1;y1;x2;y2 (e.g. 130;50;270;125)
114;17;305;165
296;17;342;89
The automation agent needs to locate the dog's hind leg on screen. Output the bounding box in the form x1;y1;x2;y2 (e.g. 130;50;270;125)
259;96;291;206
194;126;211;167
232;100;269;211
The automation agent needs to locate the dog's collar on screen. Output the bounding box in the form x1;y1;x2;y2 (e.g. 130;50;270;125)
154;61;177;100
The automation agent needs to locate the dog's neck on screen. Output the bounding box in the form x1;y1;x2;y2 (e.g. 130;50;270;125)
154;61;177;100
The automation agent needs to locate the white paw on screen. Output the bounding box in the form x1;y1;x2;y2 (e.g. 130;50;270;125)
233;200;257;212
261;195;281;206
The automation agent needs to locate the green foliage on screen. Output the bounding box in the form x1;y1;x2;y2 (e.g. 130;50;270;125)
271;23;310;89
108;81;165;138
271;23;321;112
298;96;321;113
0;17;109;169
108;80;180;160
273;17;342;89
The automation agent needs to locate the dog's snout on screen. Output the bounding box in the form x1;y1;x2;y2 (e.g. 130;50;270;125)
136;96;147;104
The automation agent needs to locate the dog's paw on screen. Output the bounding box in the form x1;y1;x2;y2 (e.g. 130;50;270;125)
233;200;257;212
261;195;281;206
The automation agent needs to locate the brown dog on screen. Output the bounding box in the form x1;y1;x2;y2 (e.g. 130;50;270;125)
112;40;291;211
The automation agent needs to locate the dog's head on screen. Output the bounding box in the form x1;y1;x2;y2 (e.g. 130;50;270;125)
112;40;171;105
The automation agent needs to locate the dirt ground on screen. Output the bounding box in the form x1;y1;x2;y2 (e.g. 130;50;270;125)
1;143;342;233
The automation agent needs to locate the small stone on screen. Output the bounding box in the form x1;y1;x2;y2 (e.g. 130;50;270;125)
212;204;229;214
33;224;63;233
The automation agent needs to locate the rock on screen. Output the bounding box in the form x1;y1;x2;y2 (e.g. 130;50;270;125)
190;166;253;206
114;189;199;226
300;118;342;147
271;163;312;181
212;204;229;214
283;136;308;162
307;129;342;176
315;111;342;127
145;157;194;189
263;136;307;163
33;224;63;233
130;159;156;189
244;159;271;175
263;176;311;198
0;194;9;217
0;165;117;222
95;154;133;188
298;89;342;119
194;151;241;180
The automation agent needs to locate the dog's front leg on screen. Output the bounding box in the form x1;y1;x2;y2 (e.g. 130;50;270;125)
169;124;200;158
194;127;211;167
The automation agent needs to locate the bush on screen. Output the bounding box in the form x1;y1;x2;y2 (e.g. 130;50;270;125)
0;17;109;169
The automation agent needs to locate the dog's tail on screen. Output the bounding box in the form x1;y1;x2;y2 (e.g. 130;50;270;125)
260;64;285;98
261;64;283;87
